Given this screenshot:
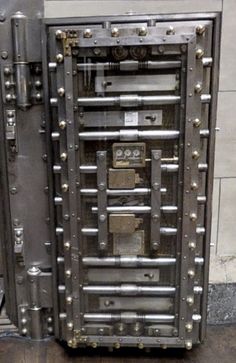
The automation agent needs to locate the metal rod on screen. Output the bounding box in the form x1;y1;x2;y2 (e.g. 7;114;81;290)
80;187;167;196
83;313;175;323
200;94;211;104
77;60;182;72
83;284;176;296
82;256;204;267
91;205;178;214
78;95;181;107
79;129;180;141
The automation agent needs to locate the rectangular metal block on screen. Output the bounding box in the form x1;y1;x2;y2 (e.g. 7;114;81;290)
113;230;145;255
109;214;137;234
108;168;136;189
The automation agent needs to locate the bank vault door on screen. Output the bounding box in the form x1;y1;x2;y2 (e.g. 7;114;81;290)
46;17;215;349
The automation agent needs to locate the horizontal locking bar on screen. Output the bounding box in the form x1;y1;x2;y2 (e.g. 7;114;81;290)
91;205;178;213
80;187;167;196
77;95;181;107
79;130;180;141
77;60;182;72
82;256;204;267
84;313;175;323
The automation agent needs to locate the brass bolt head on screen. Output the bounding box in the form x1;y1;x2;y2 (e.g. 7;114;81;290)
59;120;66;129
111;27;119;37
196;24;206;35
196;48;204;59
83;29;92;38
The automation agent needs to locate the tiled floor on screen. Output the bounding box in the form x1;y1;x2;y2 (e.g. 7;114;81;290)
0;324;235;363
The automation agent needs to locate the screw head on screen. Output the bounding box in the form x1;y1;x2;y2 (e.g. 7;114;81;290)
191;182;198;191
4;67;11;75
5;94;12;102
56;53;64;63
59;120;66;129
22;328;27;335
188;269;195;278
64;241;71;250
83;28;92;38
66;296;73;304
185;322;193;332
193;118;201;127
111;27;119;37
114;342;120;349
57;87;65;97
188;241;196;250
185;340;193;350
196;24;205;35
91;342;97;348
60;152;67;161
195;83;202;93
55;29;64;39
186;295;194;306
190;212;197;222
138;26;147;36
61;183;69;192
1;51;8;59
65;269;71;278
67;321;73;330
138;343;144;349
166;25;175;35
192;150;200;160
196;48;204;59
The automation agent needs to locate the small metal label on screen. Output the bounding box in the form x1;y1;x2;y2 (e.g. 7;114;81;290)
124;112;138;126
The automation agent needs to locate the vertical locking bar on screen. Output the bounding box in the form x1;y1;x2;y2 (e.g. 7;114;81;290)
96;151;108;251
151;150;162;250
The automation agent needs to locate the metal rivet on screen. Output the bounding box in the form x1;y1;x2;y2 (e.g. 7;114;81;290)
188;241;196;250
67;322;73;330
5;94;12;102
111;27;119;37
65;269;71;278
61;183;69;192
190;212;197;222
188;269;195;278
56;53;64;63
60;152;67;161
186;296;194;306
91;342;97;348
66;296;73;304
55;29;64;39
83;29;92;38
21;328;27;335
185;340;193;350
193;118;201;127
191;182;198;191
114;342;120;349
138;343;144;349
195;83;202;93
192;150;200;160
4;67;11;75
138;26;147;36
59;120;66;129
57;87;65;97
166;26;175;35
196;24;206;35
185;322;193;332
196;48;204;59
64;241;71;250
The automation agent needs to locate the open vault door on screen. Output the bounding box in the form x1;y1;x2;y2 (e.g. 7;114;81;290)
43;14;220;349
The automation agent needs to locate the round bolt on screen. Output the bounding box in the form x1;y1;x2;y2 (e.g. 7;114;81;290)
59;120;66;129
195;83;202;93
0;13;6;22
196;24;206;35
5;81;11;89
5;94;12;102
66;296;73;304
111;27;119;37
47;316;53;323
16;230;22;237
61;183;69;192
196;48;204;59
98;182;105;191
114;342;120;349
188;269;195;279
91;342;97;348
22;328;27;335
166;26;175;35
154;329;160;336
188;241;196;250
138;343;144;349
1;51;8;59
192;150;200;160
67;321;73;330
193;118;201;128
161;344;167;350
100;241;106;250
99;214;106;222
57;87;65;97
35;93;42;101
60;152;67;161
55;29;63;39
191;182;198;191
185;340;192;350
56;53;64;63
138;26;147;36
152;242;159;250
21;318;27;325
185;322;193;332
68;339;73;347
83;29;92;38
10;187;17;194
172;328;178;337
4;67;11;76
35;80;42;89
98;328;104;335
190;212;197;222
64;241;71;250
48;326;53;334
65;269;71;278
104;300;111;307
186;295;194;306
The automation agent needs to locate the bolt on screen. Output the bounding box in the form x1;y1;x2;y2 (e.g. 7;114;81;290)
56;53;64;63
166;25;175;35
195;83;202;93
191;182;198;191
114;342;120;349
190;212;197;222
48;327;53;334
98;182;105;191
99;214;106;222
64;241;71;250
60;152;67;161
67;321;73;330
111;27;119;37
196;24;205;35
188;269;195;278
66;296;73;304
83;29;92;38
47;316;53;323
61;183;69;192
138;343;144;349
55;29;63;39
138;26;147;36
5;94;12;102
21;318;27;325
0;12;6;22
192;150;200;160
57;87;65;97
4;67;11;76
65;269;71;278
185;322;193;332
91;342;97;348
196;48;204;59
104;300;111;307
1;51;8;59
193;118;201;127
188;241;196;250
10;187;17;194
21;328;27;335
59;120;66;129
185;340;192;350
186;296;194;306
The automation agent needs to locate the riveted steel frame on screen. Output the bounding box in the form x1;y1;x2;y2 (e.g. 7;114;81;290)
42;12;221;349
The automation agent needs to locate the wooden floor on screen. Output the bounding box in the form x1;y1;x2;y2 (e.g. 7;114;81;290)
0;324;235;363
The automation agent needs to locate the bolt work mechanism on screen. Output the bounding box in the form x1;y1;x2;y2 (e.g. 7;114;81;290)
0;7;220;352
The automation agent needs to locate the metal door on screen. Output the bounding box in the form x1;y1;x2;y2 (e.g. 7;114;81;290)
42;14;220;349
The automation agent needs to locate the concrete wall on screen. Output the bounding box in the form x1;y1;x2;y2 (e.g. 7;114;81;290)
44;0;236;284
